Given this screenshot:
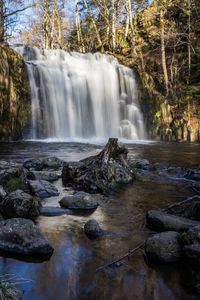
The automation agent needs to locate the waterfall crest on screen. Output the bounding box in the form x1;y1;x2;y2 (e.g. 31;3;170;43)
14;45;146;141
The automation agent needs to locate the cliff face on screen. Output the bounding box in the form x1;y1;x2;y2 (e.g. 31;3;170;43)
0;45;31;141
117;0;200;142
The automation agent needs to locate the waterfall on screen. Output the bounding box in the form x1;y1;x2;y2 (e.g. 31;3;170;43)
14;45;146;141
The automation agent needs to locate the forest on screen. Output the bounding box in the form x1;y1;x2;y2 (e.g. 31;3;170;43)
0;0;200;299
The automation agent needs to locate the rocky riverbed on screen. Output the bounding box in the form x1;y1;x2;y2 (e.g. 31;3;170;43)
0;140;200;299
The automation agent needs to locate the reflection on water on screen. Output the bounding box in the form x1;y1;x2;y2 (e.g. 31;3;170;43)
0;141;200;299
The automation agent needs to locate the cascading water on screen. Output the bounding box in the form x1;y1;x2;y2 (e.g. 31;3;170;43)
14;45;146;141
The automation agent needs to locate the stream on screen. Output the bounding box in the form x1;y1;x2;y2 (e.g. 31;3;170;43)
0;140;200;300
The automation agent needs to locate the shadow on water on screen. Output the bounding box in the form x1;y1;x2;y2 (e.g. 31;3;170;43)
0;141;200;299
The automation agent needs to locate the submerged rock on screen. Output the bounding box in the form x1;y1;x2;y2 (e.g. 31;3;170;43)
28;180;59;198
145;231;181;263
28;171;60;182
84;219;103;238
59;192;98;210
62;138;133;194
146;210;200;232
40;206;69;217
0;189;41;219
0;218;53;256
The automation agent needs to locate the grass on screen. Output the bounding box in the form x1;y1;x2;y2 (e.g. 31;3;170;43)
0;274;31;300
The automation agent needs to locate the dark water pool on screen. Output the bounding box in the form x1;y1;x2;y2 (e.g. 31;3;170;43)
0;141;200;300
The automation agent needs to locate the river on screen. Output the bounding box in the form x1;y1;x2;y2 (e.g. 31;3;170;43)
0;140;200;300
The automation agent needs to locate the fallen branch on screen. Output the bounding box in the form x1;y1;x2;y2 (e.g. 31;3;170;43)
95;242;144;273
191;185;200;195
161;195;200;212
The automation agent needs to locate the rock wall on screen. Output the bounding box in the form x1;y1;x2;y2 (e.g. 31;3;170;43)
0;45;31;141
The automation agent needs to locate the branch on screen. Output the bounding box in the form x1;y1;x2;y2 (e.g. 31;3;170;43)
95;242;144;273
4;4;36;19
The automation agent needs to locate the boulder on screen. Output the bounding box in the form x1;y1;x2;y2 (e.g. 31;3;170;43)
28;171;60;182
0;218;53;256
59;192;98;210
146;210;200;232
0;189;41;219
145;231;182;263
62;138;133;194
84;219;103;238
28;180;59;198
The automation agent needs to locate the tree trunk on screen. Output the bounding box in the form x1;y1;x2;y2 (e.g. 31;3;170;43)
160;9;169;95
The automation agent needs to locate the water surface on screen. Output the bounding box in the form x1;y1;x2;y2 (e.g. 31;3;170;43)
0;141;200;300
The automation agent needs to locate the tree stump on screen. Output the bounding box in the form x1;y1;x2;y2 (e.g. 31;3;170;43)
62;138;133;194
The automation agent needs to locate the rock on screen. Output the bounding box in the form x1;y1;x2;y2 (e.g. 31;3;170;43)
84;219;103;238
145;231;182;263
24;157;63;171
28;171;60;182
146;210;200;232
23;158;44;171
181;226;200;265
42;157;63;169
0;218;53;256
40;206;69;217
0;167;28;193
0;189;41;219
0;186;6;199
62;138;133;194
165;196;200;220
129;159;150;170
28;180;59;198
0;168;21;185
59;192;98;210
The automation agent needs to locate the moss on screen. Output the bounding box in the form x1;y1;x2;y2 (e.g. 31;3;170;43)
4;177;27;193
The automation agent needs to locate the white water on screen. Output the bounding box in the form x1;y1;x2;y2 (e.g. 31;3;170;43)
14;45;146;141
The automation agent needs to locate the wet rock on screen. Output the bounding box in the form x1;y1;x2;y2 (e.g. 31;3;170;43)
145;231;181;263
28;180;59;198
165;196;200;221
129;159;150;170
28;171;60;182
0;186;6;199
0;218;54;256
62;138;133;194
84;219;103;238
40;206;69;217
181;226;200;265
23;158;44;171
0;168;21;185
0;189;41;219
24;157;63;171
42;157;63;169
146;210;200;232
59;192;98;210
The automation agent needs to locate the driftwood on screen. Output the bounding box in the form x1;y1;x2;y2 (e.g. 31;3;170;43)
95;242;144;273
